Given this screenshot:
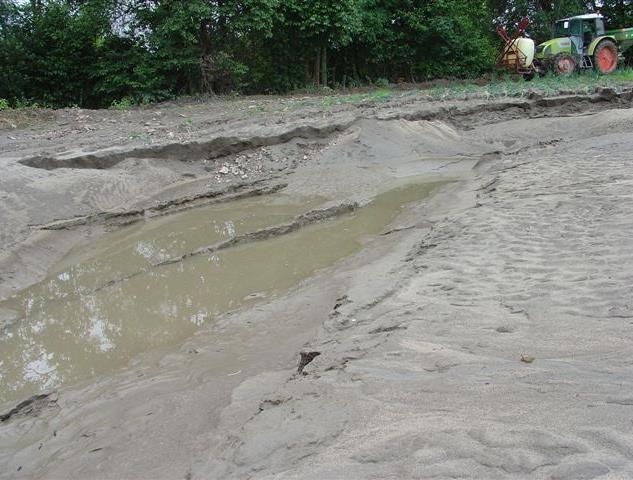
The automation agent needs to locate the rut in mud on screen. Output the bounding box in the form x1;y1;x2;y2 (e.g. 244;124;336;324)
13;88;633;174
17;123;353;171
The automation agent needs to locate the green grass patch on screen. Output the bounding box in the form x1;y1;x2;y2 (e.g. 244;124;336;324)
110;97;135;110
427;68;633;100
279;68;633;113
310;89;398;109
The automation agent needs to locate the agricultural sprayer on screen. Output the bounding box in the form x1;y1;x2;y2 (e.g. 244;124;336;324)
497;13;633;78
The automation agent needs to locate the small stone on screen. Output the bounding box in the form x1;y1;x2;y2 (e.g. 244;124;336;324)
297;351;321;374
219;166;229;174
596;87;616;100
526;91;542;100
520;355;535;364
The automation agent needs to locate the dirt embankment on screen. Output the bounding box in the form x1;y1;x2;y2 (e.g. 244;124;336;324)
2;87;633;479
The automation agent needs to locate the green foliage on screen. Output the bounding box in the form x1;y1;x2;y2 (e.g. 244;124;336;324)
93;35;171;107
372;0;496;80
0;98;9;110
110;97;134;110
0;0;113;107
285;0;361;46
14;99;41;109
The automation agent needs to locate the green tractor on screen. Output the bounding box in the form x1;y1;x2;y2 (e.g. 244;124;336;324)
498;13;633;77
535;14;633;74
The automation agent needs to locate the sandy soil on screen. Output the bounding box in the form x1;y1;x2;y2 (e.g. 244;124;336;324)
2;87;633;479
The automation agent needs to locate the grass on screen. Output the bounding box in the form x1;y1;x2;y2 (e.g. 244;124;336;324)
283;88;399;111
319;89;395;107
128;132;144;140
281;67;633;112
426;67;633;100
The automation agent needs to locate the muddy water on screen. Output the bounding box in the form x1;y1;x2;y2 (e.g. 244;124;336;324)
0;182;441;405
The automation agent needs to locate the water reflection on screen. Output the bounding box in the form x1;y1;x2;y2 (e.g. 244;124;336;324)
1;194;318;404
0;182;441;404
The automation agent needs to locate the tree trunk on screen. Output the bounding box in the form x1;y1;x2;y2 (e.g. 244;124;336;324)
314;49;320;86
320;44;327;87
305;59;311;84
198;23;213;94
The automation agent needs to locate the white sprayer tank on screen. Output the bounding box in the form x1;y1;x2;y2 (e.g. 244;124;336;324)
504;37;535;68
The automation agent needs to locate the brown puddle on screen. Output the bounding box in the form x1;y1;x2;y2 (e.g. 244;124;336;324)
0;181;442;405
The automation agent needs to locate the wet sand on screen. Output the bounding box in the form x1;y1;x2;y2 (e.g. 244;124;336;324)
0;181;442;404
2;90;633;478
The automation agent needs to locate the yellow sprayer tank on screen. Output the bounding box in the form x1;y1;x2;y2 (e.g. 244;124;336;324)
503;37;535;68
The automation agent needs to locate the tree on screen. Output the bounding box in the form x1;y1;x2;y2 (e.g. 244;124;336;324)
0;0;115;106
133;0;279;94
355;0;496;82
278;0;361;86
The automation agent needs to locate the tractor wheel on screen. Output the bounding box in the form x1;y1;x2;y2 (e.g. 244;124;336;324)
594;39;618;74
553;54;577;75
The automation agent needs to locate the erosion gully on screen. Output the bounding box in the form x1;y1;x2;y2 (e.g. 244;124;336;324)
0;180;442;405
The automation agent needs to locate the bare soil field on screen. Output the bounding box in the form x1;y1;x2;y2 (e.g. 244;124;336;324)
2;86;633;479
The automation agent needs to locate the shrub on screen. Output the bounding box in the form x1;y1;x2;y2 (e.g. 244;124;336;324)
110;97;134;110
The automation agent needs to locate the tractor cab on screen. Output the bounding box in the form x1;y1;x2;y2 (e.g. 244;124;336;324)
552;14;605;55
535;13;620;74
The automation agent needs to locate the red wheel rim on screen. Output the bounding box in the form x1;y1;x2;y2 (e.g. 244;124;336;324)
557;57;575;74
597;47;616;73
